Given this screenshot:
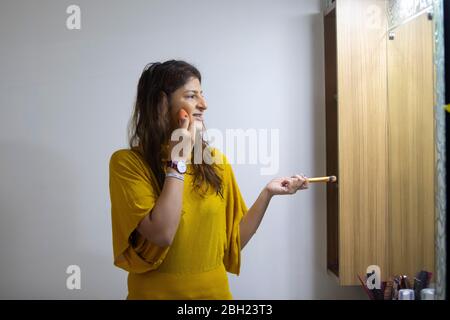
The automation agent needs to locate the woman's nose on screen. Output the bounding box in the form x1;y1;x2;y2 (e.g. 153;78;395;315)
197;96;207;111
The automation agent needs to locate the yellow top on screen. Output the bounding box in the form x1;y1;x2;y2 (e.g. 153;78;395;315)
108;147;248;299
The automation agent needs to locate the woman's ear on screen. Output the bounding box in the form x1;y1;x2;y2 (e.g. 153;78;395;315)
160;90;169;108
159;91;172;119
160;91;177;130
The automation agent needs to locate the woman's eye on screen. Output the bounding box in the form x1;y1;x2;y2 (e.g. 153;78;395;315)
187;95;195;99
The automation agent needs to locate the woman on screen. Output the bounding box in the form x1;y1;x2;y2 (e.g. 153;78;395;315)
109;60;309;299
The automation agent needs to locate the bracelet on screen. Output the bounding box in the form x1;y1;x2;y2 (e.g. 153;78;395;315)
165;172;185;181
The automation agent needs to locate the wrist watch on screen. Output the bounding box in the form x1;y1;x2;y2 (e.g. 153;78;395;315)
166;160;187;174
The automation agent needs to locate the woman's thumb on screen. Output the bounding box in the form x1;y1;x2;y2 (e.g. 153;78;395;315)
179;116;190;129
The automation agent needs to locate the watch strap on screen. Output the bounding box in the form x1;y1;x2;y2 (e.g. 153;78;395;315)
165;172;184;181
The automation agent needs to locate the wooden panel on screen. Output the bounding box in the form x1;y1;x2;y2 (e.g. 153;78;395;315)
387;13;435;279
336;0;389;285
324;8;340;277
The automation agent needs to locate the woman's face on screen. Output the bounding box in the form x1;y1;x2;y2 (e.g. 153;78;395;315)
167;76;207;132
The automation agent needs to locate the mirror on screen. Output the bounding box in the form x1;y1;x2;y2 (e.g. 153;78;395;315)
386;0;446;299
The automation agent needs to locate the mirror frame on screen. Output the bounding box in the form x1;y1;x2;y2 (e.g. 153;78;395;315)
432;0;446;301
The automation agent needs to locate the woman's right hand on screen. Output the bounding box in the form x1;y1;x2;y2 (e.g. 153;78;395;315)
265;174;309;196
168;110;196;162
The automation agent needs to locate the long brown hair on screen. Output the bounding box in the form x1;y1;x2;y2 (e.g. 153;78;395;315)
128;60;224;199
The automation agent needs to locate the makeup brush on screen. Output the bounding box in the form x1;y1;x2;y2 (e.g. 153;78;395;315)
178;108;189;122
307;176;337;183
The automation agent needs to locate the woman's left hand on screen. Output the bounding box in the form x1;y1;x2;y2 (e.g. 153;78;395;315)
265;174;309;196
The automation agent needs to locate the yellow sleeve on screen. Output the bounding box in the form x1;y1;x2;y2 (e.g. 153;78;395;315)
219;150;248;276
109;149;170;273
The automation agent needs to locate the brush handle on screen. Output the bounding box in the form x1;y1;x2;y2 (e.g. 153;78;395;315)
307;176;337;183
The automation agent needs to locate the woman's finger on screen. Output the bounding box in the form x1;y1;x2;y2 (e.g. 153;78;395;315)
281;178;294;193
286;178;297;194
293;174;304;186
187;115;196;143
299;175;309;189
179;114;190;129
294;174;309;190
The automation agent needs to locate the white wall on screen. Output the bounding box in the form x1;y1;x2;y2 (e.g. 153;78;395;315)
0;0;366;299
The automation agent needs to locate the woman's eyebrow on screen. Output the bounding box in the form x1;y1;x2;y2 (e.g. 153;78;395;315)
185;90;203;94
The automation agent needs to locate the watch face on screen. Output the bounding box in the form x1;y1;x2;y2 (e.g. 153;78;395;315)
177;161;187;173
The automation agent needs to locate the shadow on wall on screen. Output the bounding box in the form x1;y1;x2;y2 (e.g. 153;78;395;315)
0;140;124;299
